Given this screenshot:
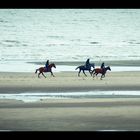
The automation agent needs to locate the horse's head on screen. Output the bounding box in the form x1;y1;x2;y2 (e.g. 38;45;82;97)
90;63;95;68
107;66;111;71
49;63;56;68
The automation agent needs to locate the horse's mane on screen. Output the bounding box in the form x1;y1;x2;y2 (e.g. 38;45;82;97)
49;63;54;65
48;63;56;67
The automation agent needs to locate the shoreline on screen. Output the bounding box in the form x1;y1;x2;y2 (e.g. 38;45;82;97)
1;60;140;73
27;60;140;66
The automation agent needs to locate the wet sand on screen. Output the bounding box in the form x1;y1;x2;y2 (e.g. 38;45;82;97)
0;98;140;131
0;71;140;131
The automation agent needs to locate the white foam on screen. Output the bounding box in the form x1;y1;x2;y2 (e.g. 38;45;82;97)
0;91;140;102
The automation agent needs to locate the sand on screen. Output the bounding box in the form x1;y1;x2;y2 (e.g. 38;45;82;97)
0;71;140;131
0;71;140;93
1;98;140;131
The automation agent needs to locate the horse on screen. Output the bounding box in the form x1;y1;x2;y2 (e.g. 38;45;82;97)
35;63;56;78
75;63;95;77
91;66;111;80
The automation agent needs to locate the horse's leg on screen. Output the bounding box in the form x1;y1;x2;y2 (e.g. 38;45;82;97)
51;71;55;77
92;71;95;77
38;72;41;78
35;69;38;74
90;70;93;74
96;73;99;79
78;70;81;77
83;70;87;77
101;73;105;78
91;70;95;78
93;74;95;78
42;72;46;78
100;74;103;80
89;70;92;76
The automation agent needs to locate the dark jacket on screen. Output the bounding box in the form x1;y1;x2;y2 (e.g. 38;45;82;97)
101;62;105;69
85;59;90;68
45;60;49;68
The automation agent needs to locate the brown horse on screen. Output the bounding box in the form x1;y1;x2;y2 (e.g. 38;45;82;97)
91;66;111;80
35;63;56;78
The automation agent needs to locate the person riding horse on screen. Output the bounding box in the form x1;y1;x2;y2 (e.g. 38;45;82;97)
75;58;95;77
85;58;90;69
101;62;105;73
45;60;49;71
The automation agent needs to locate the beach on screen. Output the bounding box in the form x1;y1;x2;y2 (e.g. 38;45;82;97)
0;71;140;93
0;71;140;131
1;9;140;131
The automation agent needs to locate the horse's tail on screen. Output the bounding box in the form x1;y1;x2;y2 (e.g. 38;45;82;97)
75;66;80;70
35;69;38;74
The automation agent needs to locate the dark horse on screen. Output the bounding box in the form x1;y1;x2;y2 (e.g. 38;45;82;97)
75;63;95;77
91;66;111;80
35;63;56;78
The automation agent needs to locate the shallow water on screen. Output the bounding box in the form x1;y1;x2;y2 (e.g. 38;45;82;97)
0;60;140;72
0;91;140;102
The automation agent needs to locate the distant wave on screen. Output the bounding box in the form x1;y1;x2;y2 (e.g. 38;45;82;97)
47;35;64;38
3;40;20;44
90;42;99;44
0;19;8;23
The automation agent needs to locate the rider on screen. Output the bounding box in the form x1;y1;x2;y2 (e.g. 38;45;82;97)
45;60;49;70
85;58;90;69
101;62;105;72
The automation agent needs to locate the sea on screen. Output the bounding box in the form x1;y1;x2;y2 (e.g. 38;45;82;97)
0;9;140;101
1;9;140;69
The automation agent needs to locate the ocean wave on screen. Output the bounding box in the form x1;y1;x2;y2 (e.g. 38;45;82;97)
0;19;8;23
3;40;20;44
47;35;64;38
90;42;99;44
